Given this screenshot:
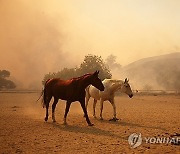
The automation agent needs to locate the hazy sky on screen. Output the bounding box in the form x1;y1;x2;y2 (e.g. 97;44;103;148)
0;0;180;88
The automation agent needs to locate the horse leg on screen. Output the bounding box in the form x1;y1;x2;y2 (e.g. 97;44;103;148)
84;95;90;117
80;99;93;126
44;96;52;121
100;99;104;120
52;97;58;122
109;98;119;121
45;104;49;121
93;99;97;118
63;101;71;125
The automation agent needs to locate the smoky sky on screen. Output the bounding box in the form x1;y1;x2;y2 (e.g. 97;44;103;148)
0;1;76;89
1;0;180;89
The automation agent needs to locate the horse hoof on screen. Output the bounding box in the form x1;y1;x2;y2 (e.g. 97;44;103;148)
93;116;97;119
53;120;56;123
88;123;94;126
109;118;119;121
44;117;48;121
63;122;67;125
100;118;103;120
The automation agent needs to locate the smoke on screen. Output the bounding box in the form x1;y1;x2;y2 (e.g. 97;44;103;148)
118;52;180;91
1;1;180;90
0;1;75;89
155;57;180;90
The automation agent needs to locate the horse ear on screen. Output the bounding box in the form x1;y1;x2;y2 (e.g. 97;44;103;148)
93;71;97;76
94;70;99;75
124;78;127;83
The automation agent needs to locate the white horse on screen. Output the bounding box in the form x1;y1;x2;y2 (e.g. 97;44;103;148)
85;78;133;121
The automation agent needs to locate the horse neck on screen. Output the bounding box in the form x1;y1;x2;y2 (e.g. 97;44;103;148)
110;81;123;92
78;75;92;90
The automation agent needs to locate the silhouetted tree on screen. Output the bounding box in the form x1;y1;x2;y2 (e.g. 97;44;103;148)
106;54;121;70
0;70;10;78
0;70;16;89
42;54;112;84
78;54;112;80
42;67;79;85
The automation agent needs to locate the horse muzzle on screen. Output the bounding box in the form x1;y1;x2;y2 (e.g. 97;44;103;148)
129;94;133;98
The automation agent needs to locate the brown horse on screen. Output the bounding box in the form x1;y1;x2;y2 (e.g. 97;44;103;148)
42;71;104;126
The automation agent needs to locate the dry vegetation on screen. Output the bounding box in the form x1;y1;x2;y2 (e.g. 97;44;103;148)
0;93;180;153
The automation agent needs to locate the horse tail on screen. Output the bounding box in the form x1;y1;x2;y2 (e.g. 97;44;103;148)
36;88;44;102
42;79;51;108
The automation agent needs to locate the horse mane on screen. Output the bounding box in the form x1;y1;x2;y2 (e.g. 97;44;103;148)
71;73;92;81
104;79;124;84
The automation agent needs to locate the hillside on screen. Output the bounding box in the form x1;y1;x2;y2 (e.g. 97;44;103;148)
117;52;180;90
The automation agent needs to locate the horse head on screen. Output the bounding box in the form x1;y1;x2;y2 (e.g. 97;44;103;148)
90;71;104;91
121;78;133;98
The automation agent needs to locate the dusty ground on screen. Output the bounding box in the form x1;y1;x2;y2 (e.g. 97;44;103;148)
0;93;180;153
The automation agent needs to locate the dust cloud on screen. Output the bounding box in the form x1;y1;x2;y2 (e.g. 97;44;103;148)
1;1;180;90
0;1;77;89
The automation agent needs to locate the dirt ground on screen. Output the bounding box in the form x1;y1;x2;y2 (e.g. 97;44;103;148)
0;93;179;153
